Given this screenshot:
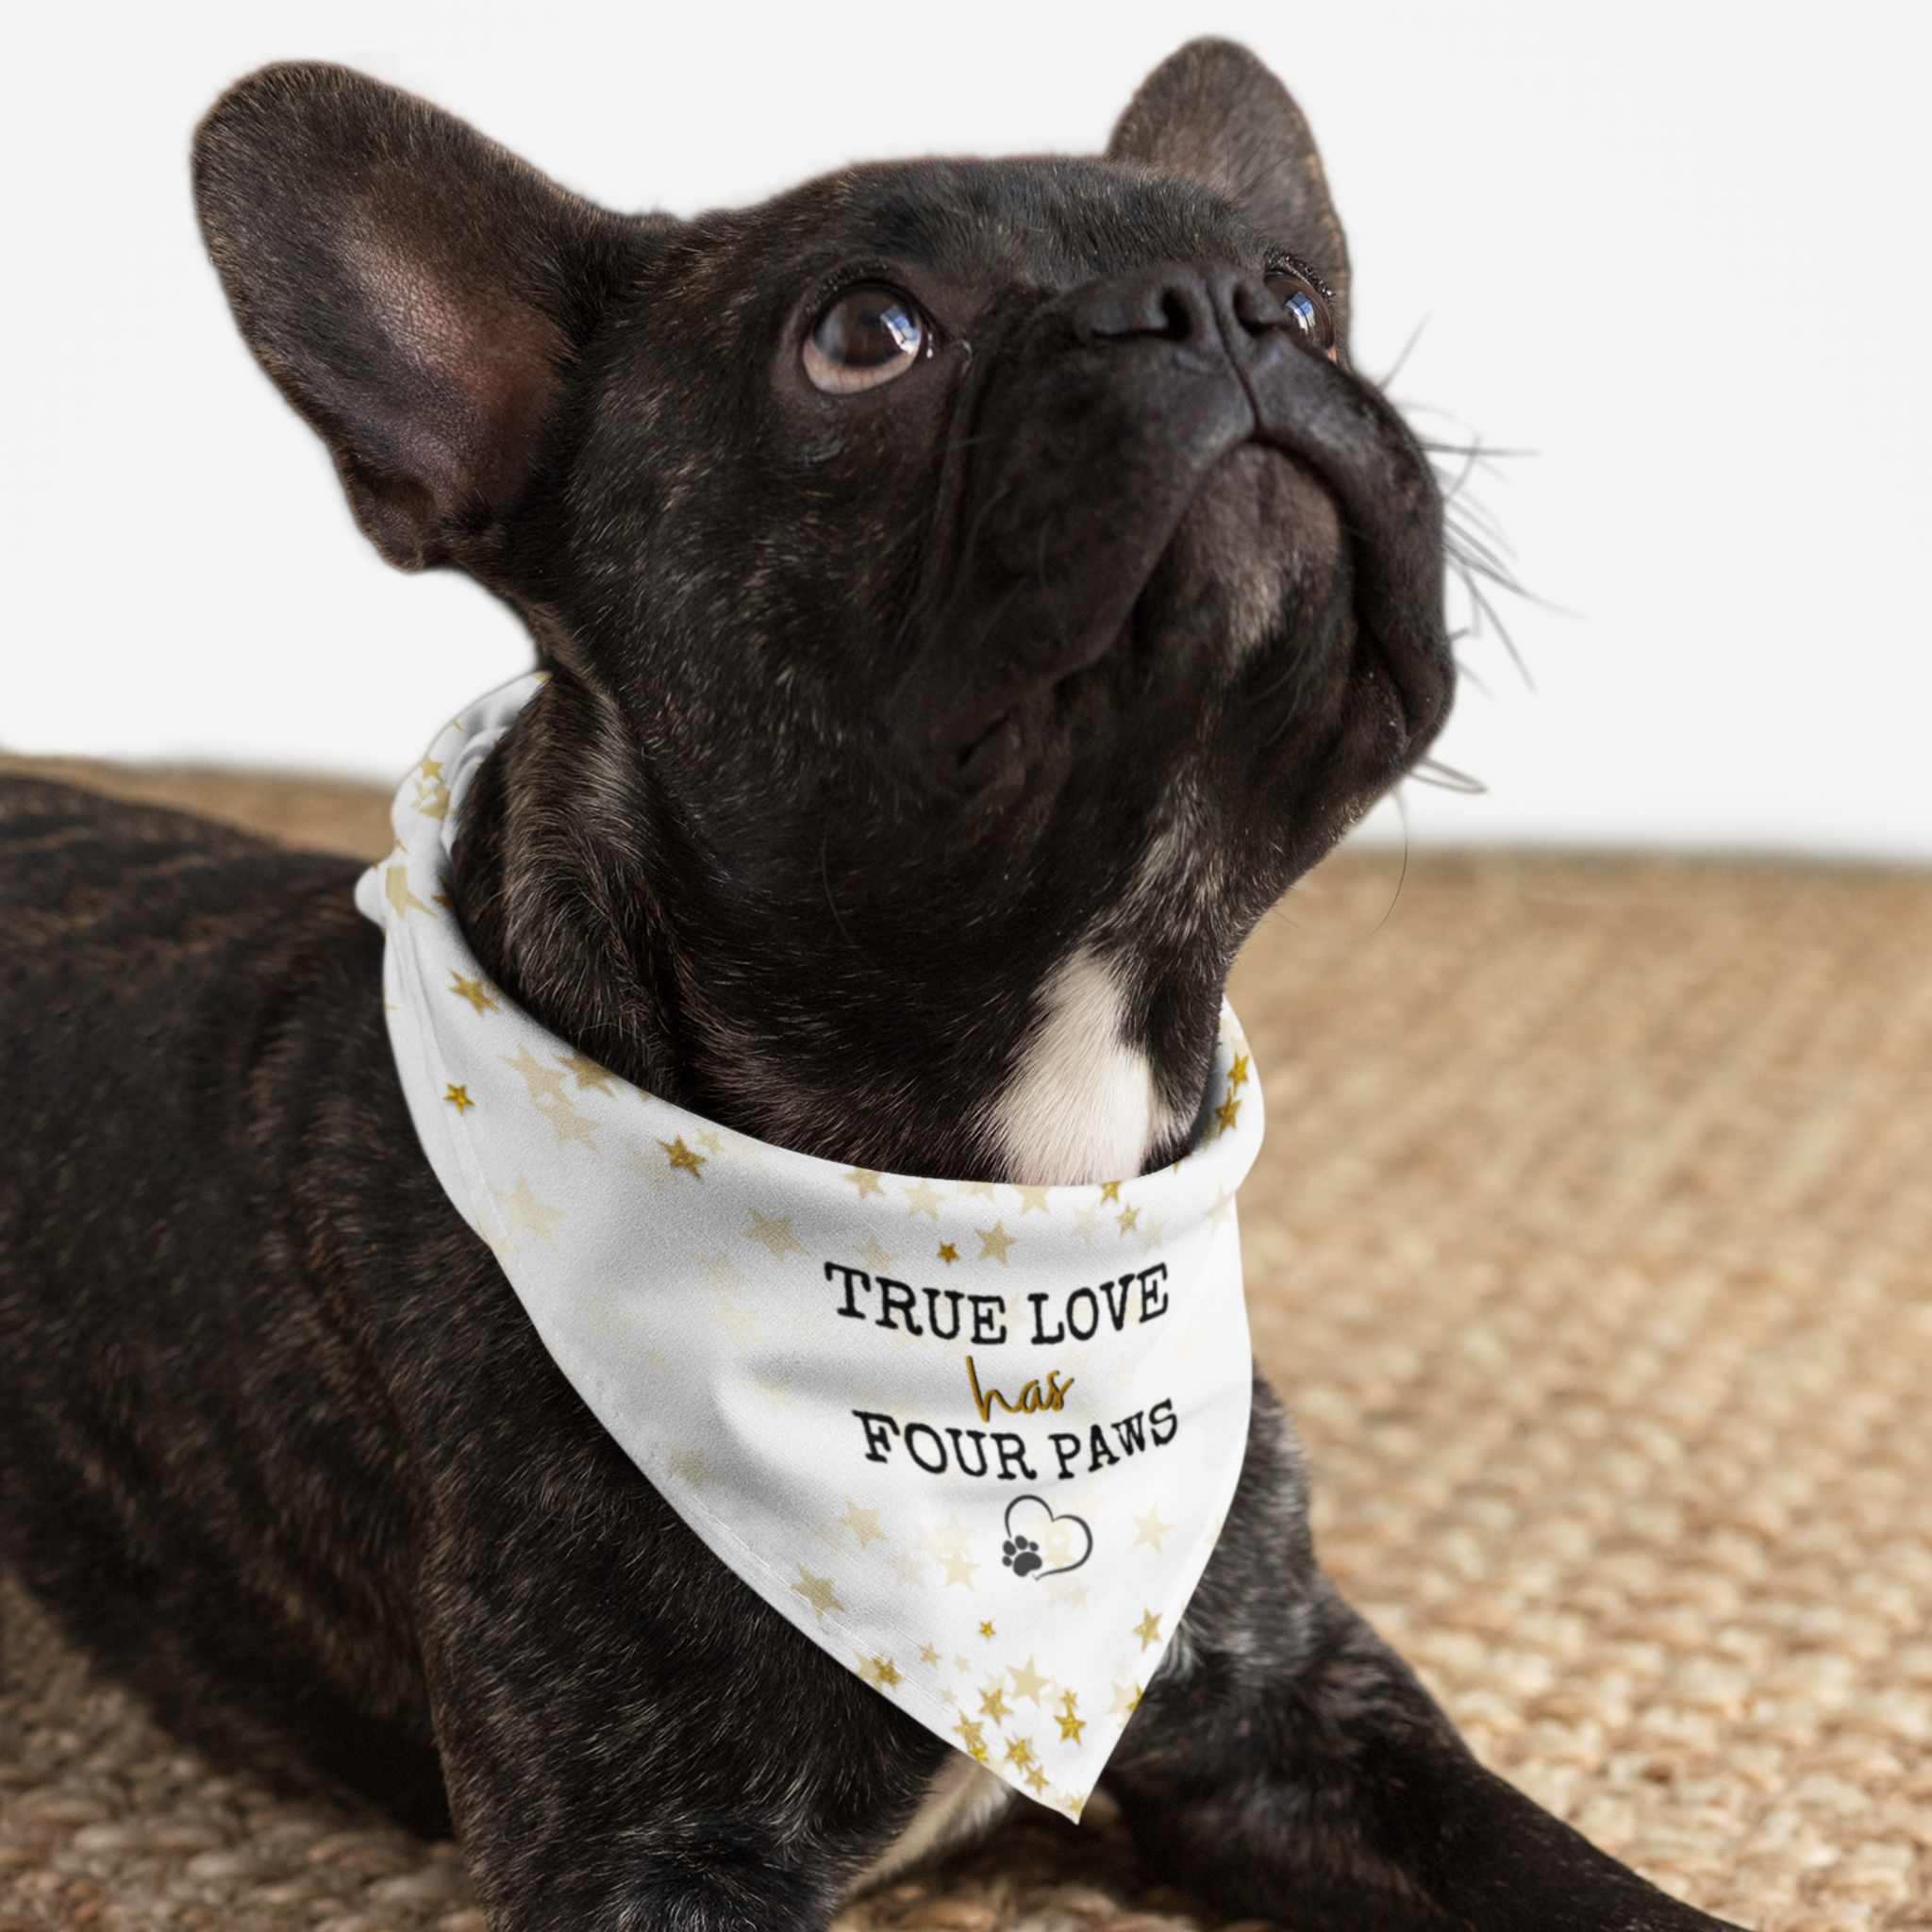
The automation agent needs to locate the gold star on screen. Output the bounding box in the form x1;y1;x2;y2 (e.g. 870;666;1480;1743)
791;1568;844;1621
1099;1181;1121;1202
743;1207;808;1265
1132;1506;1174;1552
1056;1691;1085;1742
952;1713;988;1760
890;1549;928;1591
937;1241;959;1265
619;1138;673;1195
383;863;431;920
1024;1763;1049;1795
1227;1052;1250;1091
490;1174;566;1248
841;1167;886;1199
979;1685;1011;1723
953;1180;998;1202
853;1232;900;1274
858;1653;903;1690
1071;1202;1102;1245
978;1621;996;1641
919;1515;972;1558
694;1249;753;1295
940;1550;981;1591
1134;1214;1165;1256
693;1129;723;1157
1208;1184;1237;1227
1003;1734;1036;1770
975;1221;1017;1266
444;1084;475;1113
918;1642;941;1669
1045;1575;1090;1609
659;1135;707;1178
1008;1656;1050;1706
448;971;500;1016
702;1288;765;1353
901;1178;944;1221
500;1042;569;1103
1133;1608;1162;1652
1109;1679;1141;1718
665;1446;710;1492
556;1050;617;1093
1214;1093;1241;1135
1114;1202;1141;1235
535;1094;600;1153
417;756;443;783
1012;1184;1053;1215
837;1498;886;1549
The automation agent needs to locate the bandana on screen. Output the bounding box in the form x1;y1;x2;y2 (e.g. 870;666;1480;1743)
355;675;1263;1817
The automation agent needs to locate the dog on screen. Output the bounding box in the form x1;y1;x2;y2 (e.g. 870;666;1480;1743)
0;39;1739;1932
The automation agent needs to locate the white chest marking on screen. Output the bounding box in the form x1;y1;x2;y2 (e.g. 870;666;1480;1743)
991;947;1176;1185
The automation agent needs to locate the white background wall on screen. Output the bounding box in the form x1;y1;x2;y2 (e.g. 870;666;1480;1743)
4;1;1927;857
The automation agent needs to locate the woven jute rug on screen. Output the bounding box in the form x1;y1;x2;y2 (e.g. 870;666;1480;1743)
4;753;1931;1932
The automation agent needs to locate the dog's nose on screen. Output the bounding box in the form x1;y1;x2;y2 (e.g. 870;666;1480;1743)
1069;265;1308;361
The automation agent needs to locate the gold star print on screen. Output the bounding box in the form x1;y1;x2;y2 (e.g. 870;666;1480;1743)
975;1221;1017;1266
449;971;500;1016
694;1250;753;1295
940;1549;980;1591
978;1621;996;1641
501;1043;570;1104
1109;1680;1141;1718
1133;1214;1165;1257
383;863;431;920
919;1516;972;1559
1070;1202;1102;1245
791;1568;844;1621
1056;1691;1085;1742
837;1498;886;1549
1024;1764;1050;1796
1099;1181;1121;1202
954;1656;972;1675
489;1174;566;1248
1227;1052;1250;1091
952;1714;988;1761
665;1446;710;1493
535;1095;600;1154
1114;1201;1141;1236
430;878;456;913
841;1167;886;1199
858;1654;903;1690
1208;1184;1237;1227
1045;1575;1090;1610
743;1207;808;1265
417;756;443;783
1132;1506;1174;1552
660;1135;707;1178
937;1241;959;1265
1133;1608;1162;1652
444;1084;475;1113
702;1289;765;1353
1008;1656;1050;1706
953;1180;998;1202
978;1685;1011;1723
556;1050;617;1093
853;1232;901;1274
901;1178;944;1221
1012;1184;1053;1216
1003;1735;1036;1771
890;1550;929;1591
918;1643;941;1669
1214;1092;1241;1136
693;1129;723;1157
620;1139;673;1196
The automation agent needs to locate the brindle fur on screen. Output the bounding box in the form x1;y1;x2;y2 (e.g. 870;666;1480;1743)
0;41;1737;1931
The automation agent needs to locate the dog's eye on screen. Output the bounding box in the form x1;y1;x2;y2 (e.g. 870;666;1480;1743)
805;286;926;394
1264;269;1337;360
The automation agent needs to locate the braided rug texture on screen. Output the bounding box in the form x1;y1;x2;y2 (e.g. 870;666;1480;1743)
3;756;1930;1932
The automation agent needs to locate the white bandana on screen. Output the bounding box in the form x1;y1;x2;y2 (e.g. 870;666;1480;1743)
355;675;1263;1818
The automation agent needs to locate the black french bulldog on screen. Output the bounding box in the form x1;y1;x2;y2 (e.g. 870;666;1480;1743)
0;40;1738;1932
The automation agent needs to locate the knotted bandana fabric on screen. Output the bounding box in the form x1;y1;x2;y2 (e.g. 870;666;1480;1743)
356;675;1265;1816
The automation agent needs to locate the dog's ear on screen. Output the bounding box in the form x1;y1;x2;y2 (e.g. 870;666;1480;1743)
1108;39;1350;347
194;63;641;571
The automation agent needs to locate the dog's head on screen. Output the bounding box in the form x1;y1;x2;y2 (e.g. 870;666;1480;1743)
193;42;1451;1183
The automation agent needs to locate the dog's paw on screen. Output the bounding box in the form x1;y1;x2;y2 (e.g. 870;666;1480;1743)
1002;1535;1042;1576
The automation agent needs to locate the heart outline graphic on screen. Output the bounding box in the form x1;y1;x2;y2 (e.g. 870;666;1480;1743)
1002;1493;1092;1579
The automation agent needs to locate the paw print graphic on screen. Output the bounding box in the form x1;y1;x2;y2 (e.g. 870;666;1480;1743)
1002;1534;1042;1577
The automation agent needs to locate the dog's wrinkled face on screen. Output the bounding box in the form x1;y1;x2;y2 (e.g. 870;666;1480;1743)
194;45;1450;1181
